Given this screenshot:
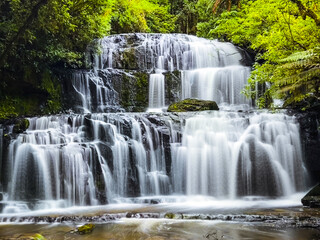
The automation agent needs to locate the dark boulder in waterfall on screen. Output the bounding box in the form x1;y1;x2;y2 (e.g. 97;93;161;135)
167;98;219;112
12;118;30;134
302;184;320;208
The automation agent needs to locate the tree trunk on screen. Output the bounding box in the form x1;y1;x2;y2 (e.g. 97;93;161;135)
212;0;222;14
290;0;320;26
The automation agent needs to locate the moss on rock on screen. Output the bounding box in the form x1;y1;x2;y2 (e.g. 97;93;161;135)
11;233;46;240
119;71;149;112
164;212;184;219
76;223;95;234
167;98;219;112
164;212;176;219
121;48;138;70
0;67;62;119
32;234;46;240
41;69;62;114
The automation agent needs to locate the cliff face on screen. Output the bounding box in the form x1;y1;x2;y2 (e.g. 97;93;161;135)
295;110;320;183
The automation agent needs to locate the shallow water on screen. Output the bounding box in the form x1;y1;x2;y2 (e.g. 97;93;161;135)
0;218;319;240
0;195;320;239
0;193;306;218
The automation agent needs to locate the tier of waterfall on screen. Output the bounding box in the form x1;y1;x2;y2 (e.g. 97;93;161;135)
69;34;251;112
0;111;306;213
1;114;171;212
171;112;305;198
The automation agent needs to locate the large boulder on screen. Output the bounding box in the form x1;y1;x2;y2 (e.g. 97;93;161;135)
167;98;219;112
12;118;30;134
301;184;320;208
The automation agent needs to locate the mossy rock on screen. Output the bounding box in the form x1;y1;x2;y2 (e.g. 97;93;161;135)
11;233;46;240
32;234;46;240
13;118;30;134
164;212;175;219
76;223;95;234
167;98;219;112
164;212;183;219
301;184;320;208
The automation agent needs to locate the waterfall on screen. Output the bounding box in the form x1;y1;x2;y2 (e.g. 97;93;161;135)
1;114;171;212
0;111;306;213
71;71;120;113
0;34;309;214
181;66;251;105
148;74;165;109
171;112;305;198
70;34;251;112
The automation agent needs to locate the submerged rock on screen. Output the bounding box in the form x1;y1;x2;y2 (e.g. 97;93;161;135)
167;98;219;112
302;184;320;208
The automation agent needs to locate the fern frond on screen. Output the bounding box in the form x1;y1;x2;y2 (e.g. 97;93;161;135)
278;78;318;93
280;60;320;70
279;47;320;63
275;67;320;86
279;50;314;63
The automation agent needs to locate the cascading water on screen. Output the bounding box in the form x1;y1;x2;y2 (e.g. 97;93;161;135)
181;66;251;105
148;74;165;110
0;111;306;213
71;71;119;113
171;112;305;198
0;34;308;215
71;34;251;112
1;114;171;213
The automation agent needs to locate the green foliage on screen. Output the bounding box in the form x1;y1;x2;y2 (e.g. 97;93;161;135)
110;0;175;33
273;48;320;108
174;0;198;34
41;69;62;114
0;0;177;118
0;98;18;120
0;0;113;70
0;95;47;120
198;0;320;109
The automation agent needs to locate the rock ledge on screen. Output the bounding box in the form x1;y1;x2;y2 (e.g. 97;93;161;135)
167;98;219;112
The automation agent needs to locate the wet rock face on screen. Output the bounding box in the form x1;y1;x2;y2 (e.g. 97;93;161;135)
164;71;181;106
295;110;320;183
302;184;320;208
167;98;219;112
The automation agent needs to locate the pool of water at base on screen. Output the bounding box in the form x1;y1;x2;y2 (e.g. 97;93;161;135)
0;195;320;239
0;219;320;240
